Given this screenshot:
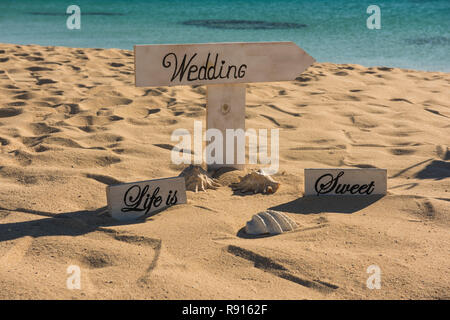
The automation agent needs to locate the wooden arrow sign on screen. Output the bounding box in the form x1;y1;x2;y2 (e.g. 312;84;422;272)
134;41;315;170
135;41;315;87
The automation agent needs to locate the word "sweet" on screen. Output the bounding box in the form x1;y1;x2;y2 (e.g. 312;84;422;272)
314;171;375;196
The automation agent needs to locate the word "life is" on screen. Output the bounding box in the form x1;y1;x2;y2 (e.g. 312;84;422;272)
121;184;178;214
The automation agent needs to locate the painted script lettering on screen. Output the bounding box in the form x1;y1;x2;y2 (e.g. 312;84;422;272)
121;184;178;214
314;171;375;196
162;52;247;83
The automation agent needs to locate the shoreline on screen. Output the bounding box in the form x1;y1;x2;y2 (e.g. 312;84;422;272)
2;42;449;74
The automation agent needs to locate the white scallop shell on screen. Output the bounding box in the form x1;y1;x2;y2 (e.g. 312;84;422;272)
245;210;297;235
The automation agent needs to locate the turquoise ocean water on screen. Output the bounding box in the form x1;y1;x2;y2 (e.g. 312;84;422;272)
0;0;449;71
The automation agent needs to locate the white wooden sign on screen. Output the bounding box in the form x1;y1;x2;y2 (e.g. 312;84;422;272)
134;42;315;170
134;42;315;87
304;168;387;196
106;177;187;220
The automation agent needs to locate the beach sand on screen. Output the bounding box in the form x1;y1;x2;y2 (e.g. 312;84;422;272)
0;43;448;299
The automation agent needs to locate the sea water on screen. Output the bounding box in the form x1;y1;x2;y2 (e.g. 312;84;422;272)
0;0;448;71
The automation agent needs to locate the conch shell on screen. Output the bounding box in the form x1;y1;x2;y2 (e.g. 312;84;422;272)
230;170;280;194
245;210;297;235
178;164;221;192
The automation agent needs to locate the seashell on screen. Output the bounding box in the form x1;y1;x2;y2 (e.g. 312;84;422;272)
230;169;280;194
178;164;221;192
245;210;297;235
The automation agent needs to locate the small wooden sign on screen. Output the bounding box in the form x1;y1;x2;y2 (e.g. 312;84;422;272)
304;168;387;196
106;177;187;220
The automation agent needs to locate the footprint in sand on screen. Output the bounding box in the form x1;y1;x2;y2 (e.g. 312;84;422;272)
77;126;102;133
80;97;133;108
30;122;61;135
192;86;206;95
389;148;416;156
36;78;57;85
167;98;177;107
377;67;393;72
126;118;151;126
260;114;296;129
295;76;312;82
81;251;116;269
145;108;161;117
109;62;125;68
42;136;84;149
34;145;50;152
267;104;301;117
2;84;20;90
6;101;26;107
86;173;123;186
0;237;34;269
108;115;124;121
95;155;121;167
0;107;23;117
0;137;10;145
49;90;64;96
425;108;448;118
13;92;38;100
308;91;325;95
22;135;47;148
390;98;413;104
26;66;53;72
153;143;194;155
436;145;449;161
63;103;81;115
25;56;44;62
96;108;113;116
11;149;33;166
70;65;81;71
226;245;338;293
143;88;162;96
172;110;184;116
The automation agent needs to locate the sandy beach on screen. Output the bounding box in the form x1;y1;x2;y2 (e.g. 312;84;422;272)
0;43;448;299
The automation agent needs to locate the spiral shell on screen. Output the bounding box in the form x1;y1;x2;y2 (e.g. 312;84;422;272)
178;164;221;192
230;170;280;194
245;210;297;235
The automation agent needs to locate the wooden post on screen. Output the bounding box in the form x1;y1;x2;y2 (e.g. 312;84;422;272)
206;84;246;170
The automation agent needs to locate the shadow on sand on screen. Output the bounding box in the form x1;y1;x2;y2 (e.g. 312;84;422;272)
268;195;385;215
415;160;450;180
235;195;384;239
0;206;154;242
